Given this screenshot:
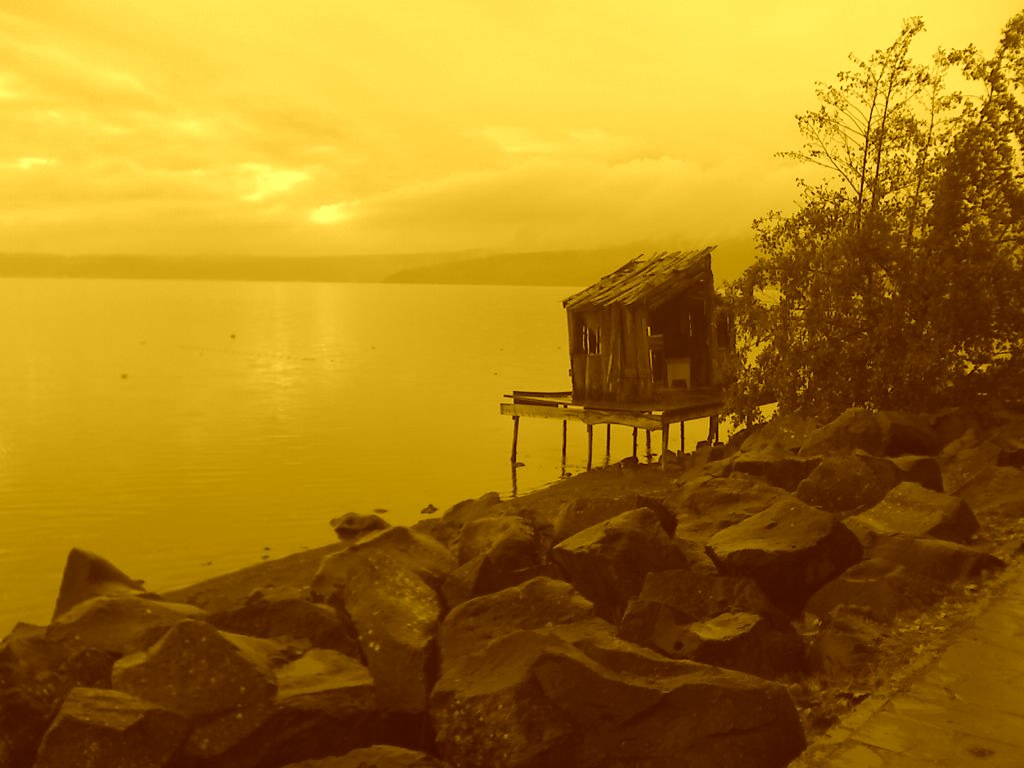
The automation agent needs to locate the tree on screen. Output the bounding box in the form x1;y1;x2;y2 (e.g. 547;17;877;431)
726;13;1024;422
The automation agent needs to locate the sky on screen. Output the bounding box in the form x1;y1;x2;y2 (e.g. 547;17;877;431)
1;1;1020;260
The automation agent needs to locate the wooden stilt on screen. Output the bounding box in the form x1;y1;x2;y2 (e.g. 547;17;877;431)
561;419;568;469
586;424;594;470
605;423;612;460
660;425;670;468
679;420;686;454
510;416;520;464
708;414;720;444
632;427;638;458
646;429;652;462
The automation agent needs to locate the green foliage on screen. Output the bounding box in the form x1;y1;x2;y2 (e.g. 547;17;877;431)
727;13;1024;422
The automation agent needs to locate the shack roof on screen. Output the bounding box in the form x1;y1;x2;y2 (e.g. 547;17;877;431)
563;246;716;311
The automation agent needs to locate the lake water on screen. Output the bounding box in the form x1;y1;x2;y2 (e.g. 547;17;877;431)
0;277;714;635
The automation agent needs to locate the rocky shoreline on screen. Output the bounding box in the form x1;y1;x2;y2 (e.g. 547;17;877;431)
2;401;1023;767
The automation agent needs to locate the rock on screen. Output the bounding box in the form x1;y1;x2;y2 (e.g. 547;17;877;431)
887;454;944;492
208;586;361;659
32;687;189;768
665;475;788;533
732;448;820;492
867;534;1005;584
552;494;674;544
804;558;947;622
203;649;381;768
0;624;117;767
46;595;207;656
847;482;978;543
738;413;819;455
551;507;697;623
281;745;450;767
619;569;782;640
437;577;598;675
430;627;805;768
412;491;503;549
706;498;863;615
876;411;940;456
666;612;805;679
441;517;551;608
794;453;894;513
51;549;150;621
330;513;390;543
939;432;1001;493
799;407;885;457
954;466;1024;522
311;527;456;714
111;618;277;719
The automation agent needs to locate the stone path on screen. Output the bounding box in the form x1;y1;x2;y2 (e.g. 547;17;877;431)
792;561;1024;767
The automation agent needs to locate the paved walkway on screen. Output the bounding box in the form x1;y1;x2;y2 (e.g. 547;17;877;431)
792;561;1024;767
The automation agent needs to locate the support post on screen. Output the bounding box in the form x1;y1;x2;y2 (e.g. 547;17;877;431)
510;416;520;464
708;414;720;444
632;427;638;458
646;429;652;462
586;424;594;471
605;423;611;463
660;425;670;469
679;420;686;455
560;419;568;472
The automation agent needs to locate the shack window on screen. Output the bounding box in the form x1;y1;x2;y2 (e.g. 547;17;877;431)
580;324;601;355
716;315;734;348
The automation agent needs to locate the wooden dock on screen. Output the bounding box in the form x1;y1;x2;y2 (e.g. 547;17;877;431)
500;389;723;473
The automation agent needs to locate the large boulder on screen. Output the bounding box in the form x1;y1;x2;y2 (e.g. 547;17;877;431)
51;549;152;621
876;411;940;456
208;586;361;659
737;413;819;455
551;494;672;544
203;649;381;768
794;453;895;513
281;746;450;767
311;527;456;714
867;534;1005;584
939;432;1002;493
550;507;697;623
437;577;598;675
620;569;780;628
46;595;206;656
731;449;820;492
664;612;805;679
412;491;502;549
706;498;863;615
847;482;979;543
31;687;189;768
442;516;550;608
799;408;885;457
111;619;277;719
620;570;801;678
953;466;1024;522
665;475;788;537
430;627;805;768
804;558;948;622
0;624;117;767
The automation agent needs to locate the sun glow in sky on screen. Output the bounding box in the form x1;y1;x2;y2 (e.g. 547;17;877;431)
1;1;1019;258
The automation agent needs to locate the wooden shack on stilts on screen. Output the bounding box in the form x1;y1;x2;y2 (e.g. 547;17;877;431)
501;246;735;485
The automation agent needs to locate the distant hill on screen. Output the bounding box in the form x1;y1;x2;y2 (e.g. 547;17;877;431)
384;237;758;287
383;247;642;288
0;238;757;287
0;252;481;283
